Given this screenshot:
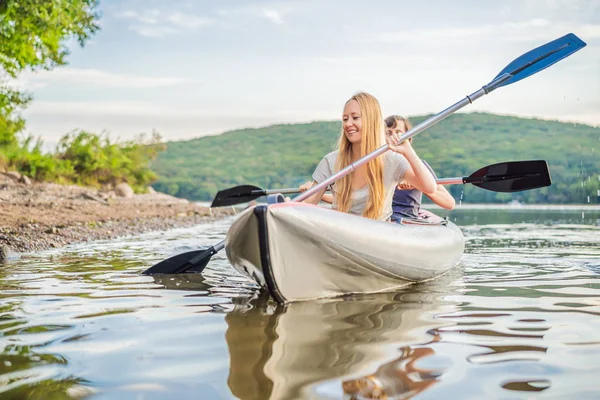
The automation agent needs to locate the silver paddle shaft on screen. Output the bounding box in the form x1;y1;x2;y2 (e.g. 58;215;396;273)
263;188;299;195
436;177;465;185
292;75;514;203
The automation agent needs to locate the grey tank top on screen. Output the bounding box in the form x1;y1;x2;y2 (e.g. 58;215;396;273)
312;151;410;221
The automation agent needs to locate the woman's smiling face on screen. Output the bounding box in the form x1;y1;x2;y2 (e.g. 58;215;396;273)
342;99;362;144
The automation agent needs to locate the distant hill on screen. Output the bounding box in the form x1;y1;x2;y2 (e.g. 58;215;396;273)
151;112;600;204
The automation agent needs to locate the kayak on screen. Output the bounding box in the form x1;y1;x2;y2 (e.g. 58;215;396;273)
225;202;464;303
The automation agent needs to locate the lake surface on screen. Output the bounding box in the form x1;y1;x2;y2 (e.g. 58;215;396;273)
1;205;599;399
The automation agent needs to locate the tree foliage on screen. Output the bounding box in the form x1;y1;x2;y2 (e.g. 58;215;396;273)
151;113;600;204
0;0;100;148
0;0;100;77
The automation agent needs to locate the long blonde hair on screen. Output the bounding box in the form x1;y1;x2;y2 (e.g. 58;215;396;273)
334;92;385;220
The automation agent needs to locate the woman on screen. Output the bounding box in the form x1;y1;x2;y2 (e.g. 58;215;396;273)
385;115;455;221
302;92;436;221
301;113;456;220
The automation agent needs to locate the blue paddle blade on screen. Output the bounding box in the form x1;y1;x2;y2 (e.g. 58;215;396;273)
486;33;586;92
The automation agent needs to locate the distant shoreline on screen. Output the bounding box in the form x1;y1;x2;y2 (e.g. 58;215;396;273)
196;201;600;211
425;203;600;211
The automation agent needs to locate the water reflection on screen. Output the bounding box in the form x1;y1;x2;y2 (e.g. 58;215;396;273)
341;341;441;399
224;268;464;400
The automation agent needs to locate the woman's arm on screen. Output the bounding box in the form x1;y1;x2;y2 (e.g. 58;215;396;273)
426;184;455;209
387;139;436;195
321;193;333;204
298;180;327;205
300;181;333;204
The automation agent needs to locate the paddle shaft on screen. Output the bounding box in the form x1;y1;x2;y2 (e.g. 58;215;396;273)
260;188;299;195
292;83;499;202
250;173;536;196
437;172;545;186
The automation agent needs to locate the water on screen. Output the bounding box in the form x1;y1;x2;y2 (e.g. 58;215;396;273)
1;206;600;399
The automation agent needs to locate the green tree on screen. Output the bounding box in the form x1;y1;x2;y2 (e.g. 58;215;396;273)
0;0;100;146
0;0;100;77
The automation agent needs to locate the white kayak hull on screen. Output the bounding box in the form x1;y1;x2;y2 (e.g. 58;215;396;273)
226;203;464;303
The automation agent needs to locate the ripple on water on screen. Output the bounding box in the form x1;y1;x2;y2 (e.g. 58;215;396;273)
1;209;599;399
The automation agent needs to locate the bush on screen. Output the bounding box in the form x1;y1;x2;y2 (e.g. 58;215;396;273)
0;129;165;191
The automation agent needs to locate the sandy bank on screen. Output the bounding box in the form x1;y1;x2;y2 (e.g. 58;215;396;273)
0;176;233;258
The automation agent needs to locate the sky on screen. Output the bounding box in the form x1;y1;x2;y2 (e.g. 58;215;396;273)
11;0;600;145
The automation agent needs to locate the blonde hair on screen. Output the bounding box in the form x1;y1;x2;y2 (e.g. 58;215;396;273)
334;92;385;220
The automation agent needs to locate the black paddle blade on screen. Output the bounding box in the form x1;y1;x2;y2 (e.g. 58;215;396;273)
489;33;586;92
466;160;551;193
211;184;263;207
142;247;213;275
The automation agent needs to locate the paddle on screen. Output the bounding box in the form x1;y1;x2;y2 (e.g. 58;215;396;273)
142;33;585;276
211;185;301;207
437;160;551;192
210;160;552;207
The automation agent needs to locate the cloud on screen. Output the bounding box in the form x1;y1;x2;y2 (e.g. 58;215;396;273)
166;12;214;29
13;68;193;90
115;9;161;25
115;8;214;37
579;24;600;39
129;25;180;38
261;9;284;25
29;101;174;116
377;20;600;44
378;26;492;43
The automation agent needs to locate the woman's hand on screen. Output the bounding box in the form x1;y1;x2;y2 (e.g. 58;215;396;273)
386;130;414;156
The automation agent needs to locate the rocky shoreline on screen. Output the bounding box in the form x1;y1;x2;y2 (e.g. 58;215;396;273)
0;173;234;259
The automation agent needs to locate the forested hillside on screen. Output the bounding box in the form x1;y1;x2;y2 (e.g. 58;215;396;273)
151;113;600;204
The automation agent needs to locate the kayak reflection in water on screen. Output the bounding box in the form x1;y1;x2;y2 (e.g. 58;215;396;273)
342;338;442;399
300;92;437;221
